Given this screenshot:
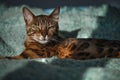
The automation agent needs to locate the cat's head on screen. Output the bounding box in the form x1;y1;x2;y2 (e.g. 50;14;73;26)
23;7;60;44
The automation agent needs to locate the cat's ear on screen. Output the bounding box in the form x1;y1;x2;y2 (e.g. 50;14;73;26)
49;7;60;22
22;7;35;25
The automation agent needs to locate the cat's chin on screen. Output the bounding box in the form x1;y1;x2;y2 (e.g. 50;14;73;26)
38;40;48;44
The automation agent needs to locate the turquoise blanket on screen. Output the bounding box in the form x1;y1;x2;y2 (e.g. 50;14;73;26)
0;5;120;80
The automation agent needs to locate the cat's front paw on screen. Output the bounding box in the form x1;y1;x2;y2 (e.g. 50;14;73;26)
62;38;79;50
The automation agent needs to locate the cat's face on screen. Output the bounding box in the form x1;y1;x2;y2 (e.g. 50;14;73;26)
23;7;60;44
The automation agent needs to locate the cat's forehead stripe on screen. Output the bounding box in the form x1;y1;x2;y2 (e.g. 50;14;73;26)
38;17;47;25
36;15;55;26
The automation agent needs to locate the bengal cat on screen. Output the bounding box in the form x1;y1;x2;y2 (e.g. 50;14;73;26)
0;7;120;60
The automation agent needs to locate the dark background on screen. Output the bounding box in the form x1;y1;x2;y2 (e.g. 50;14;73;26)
0;0;120;9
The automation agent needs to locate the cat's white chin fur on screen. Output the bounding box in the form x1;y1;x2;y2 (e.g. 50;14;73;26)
32;35;49;44
39;40;48;44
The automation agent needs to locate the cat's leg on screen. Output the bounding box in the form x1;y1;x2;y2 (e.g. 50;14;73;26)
57;38;79;59
0;56;7;59
0;50;43;59
21;49;40;59
9;56;25;59
0;51;39;59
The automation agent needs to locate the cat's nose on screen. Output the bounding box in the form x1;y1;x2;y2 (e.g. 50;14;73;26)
42;32;47;38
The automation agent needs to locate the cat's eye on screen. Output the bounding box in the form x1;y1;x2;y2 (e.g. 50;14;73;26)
30;28;35;32
27;27;37;35
31;28;36;31
27;30;35;35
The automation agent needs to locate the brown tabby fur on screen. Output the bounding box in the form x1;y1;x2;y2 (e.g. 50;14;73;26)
0;7;120;60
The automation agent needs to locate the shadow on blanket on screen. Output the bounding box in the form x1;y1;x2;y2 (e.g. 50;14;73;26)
3;58;110;80
91;5;120;40
59;28;81;38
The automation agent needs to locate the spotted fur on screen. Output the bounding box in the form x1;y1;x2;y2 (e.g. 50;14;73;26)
57;38;120;60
